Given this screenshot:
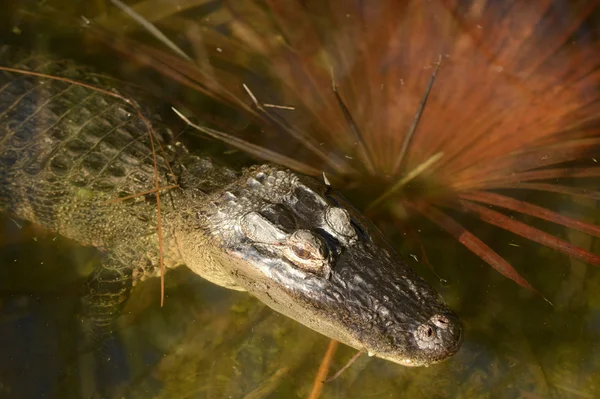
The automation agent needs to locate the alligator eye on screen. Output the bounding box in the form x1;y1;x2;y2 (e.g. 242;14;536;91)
283;230;330;276
292;243;315;260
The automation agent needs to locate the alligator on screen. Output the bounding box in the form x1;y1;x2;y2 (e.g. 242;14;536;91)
0;46;462;368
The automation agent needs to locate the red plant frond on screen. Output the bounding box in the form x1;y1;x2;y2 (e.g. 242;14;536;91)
488;182;600;201
409;201;542;296
460;191;600;238
454;137;600;189
81;0;600;293
454;199;600;266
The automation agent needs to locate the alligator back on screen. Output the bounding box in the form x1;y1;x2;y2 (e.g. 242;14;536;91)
0;46;177;254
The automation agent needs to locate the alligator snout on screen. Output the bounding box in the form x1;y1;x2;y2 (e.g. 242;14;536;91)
411;313;463;365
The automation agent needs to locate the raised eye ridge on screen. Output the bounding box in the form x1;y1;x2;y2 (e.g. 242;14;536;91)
325;207;356;239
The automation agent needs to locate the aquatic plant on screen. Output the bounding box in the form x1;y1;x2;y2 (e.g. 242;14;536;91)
88;0;600;296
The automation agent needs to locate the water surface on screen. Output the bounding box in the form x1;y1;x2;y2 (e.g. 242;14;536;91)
1;1;600;398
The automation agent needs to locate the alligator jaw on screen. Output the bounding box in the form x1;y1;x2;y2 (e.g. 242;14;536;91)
185;164;463;366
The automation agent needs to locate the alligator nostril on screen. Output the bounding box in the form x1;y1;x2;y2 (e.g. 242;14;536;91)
431;314;450;329
416;324;436;342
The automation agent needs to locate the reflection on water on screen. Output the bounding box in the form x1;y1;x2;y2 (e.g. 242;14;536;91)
2;204;600;398
1;1;600;398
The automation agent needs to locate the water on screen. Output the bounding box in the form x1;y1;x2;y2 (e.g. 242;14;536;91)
1;1;600;398
2;201;600;398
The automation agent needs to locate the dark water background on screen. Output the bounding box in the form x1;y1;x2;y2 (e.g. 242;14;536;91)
1;1;600;398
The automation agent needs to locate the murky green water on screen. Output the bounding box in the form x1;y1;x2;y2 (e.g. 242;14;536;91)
1;1;600;398
3;197;600;398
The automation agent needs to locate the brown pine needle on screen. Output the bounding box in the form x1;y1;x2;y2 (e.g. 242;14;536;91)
308;340;339;399
332;72;376;175
108;0;192;61
152;134;178;181
144;117;166;307
263;103;295;110
410;201;547;301
171;107;323;176
241;83;351;175
90;30;253;111
392;55;443;175
100;185;178;205
324;349;366;383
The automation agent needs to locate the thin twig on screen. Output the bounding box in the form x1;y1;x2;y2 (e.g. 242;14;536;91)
331;70;376;175
109;0;192;61
392;55;443;175
324;349;365;383
308;340;339;399
241;83;352;175
263;103;295;110
145;120;166;307
0;65;170;306
368;152;444;211
243;367;290;399
101;185;178;205
172;107;323;175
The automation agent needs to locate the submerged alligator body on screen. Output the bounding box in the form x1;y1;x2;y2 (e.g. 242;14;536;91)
0;47;462;367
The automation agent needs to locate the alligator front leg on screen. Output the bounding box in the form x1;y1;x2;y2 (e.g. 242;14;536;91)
77;255;135;398
80;257;133;351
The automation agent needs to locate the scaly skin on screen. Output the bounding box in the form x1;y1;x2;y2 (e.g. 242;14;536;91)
0;46;462;367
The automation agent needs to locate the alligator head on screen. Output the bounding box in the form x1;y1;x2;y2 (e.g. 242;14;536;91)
185;164;462;366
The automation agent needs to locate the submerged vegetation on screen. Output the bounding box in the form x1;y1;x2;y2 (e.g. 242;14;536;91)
1;0;600;398
80;0;600;296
